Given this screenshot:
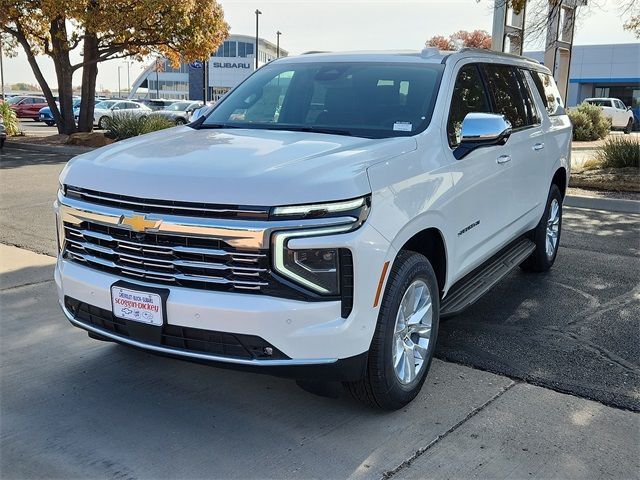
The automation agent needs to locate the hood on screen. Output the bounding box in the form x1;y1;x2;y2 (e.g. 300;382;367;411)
60;126;415;206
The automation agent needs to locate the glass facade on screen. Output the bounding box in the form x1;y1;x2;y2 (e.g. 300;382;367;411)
214;41;255;58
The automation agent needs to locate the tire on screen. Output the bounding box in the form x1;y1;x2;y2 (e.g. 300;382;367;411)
520;184;562;272
97;116;108;130
175;118;187;125
344;251;440;410
45;121;55;127
624;118;633;134
33;118;40;122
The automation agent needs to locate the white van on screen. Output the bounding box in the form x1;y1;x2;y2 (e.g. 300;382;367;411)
55;48;571;409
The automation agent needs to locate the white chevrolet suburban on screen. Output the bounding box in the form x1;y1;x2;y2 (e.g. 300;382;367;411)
55;48;571;409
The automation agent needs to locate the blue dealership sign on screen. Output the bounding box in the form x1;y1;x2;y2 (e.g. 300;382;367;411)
190;60;203;69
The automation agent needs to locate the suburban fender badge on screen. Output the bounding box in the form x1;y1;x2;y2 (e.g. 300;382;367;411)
118;214;163;233
458;220;480;237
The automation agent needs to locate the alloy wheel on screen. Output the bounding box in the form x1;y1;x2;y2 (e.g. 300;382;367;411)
392;279;433;384
546;198;560;259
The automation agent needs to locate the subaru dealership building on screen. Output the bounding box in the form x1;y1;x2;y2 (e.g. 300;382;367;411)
129;34;287;101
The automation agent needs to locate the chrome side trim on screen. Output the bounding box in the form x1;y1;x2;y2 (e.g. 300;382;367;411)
60;302;338;366
58;191;357;250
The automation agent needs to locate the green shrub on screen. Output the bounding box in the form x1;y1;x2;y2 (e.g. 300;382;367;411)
105;112;174;141
0;101;20;136
567;102;611;141
595;136;640;169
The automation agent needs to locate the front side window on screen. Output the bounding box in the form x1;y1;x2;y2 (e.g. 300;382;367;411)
447;64;491;147
202;62;444;139
483;64;527;129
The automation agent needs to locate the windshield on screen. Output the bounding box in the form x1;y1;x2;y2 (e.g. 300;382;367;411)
6;96;25;105
201;61;444;138
95;100;117;109
166;102;191;111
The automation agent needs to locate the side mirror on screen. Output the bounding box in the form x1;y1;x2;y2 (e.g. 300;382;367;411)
454;113;512;160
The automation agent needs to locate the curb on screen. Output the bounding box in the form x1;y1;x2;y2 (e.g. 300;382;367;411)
565;195;640;214
3;141;92;156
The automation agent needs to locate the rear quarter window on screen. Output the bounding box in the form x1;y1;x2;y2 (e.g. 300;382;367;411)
531;72;564;116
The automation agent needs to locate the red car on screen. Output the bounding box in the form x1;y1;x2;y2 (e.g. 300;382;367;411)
7;95;48;121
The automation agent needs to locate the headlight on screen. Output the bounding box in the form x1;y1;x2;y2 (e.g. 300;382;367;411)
271;196;370;221
273;224;355;295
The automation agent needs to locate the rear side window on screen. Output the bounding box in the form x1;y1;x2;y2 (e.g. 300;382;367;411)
531;72;564;116
516;69;541;125
482;64;528;129
447;64;492;146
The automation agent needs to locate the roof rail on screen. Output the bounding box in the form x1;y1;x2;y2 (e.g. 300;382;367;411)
457;47;541;64
300;50;331;55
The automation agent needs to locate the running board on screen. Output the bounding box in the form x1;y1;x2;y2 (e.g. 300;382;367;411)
441;238;536;317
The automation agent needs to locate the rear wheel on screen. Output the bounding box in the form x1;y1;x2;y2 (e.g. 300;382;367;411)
45;121;55;127
520;184;562;272
624;118;633;134
175;118;187;125
345;251;439;410
97;116;108;130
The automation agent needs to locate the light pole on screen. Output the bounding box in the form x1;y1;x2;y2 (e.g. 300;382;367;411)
255;9;262;69
117;66;122;99
276;31;281;58
124;61;131;98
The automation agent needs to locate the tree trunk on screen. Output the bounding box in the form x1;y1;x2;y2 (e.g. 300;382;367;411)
9;26;62;129
77;33;98;133
49;18;77;135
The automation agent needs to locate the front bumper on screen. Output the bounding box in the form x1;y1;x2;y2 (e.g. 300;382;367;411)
55;220;393;378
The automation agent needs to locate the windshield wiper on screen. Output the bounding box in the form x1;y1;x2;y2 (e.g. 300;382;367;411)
262;125;355;137
197;123;244;129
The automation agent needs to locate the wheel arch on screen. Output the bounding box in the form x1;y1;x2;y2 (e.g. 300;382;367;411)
398;227;447;297
552;167;567;198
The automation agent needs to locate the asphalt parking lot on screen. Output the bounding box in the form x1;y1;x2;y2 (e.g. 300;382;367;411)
1;145;639;478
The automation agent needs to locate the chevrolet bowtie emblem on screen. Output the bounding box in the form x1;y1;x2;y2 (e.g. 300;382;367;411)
118;214;162;232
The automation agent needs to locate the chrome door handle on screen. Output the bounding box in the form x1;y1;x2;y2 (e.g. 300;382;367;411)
496;155;511;164
533;142;545;151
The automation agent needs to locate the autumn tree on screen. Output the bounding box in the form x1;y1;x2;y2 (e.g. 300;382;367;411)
427;30;492;50
1;0;229;134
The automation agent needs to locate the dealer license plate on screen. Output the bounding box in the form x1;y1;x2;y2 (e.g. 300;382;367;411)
111;285;164;326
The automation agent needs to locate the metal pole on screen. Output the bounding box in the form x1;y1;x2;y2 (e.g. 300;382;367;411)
126;61;130;97
276;31;281;58
203;59;207;103
255;9;262;69
155;58;160;99
118;66;121;99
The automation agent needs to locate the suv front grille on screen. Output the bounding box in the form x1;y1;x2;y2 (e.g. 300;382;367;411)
65;185;270;220
63;221;270;292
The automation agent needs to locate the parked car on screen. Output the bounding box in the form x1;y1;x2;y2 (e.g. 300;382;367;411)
584;97;634;133
7;96;48;121
93;100;151;129
55;48;571;409
0;116;6;149
150;101;203;125
39;98;82;126
134;99;178;111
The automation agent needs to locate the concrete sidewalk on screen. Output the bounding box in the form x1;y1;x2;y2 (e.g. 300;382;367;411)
1;244;638;479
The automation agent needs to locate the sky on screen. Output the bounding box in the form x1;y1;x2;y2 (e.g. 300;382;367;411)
1;0;637;92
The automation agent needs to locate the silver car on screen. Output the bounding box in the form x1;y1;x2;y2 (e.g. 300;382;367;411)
93;100;151;129
151;101;204;125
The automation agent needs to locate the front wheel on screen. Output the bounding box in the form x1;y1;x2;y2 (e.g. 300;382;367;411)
520;184;562;272
345;251;440;410
624;118;633;134
97;116;108;130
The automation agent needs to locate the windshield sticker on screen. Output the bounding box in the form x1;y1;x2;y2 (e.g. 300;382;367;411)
393;122;412;132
